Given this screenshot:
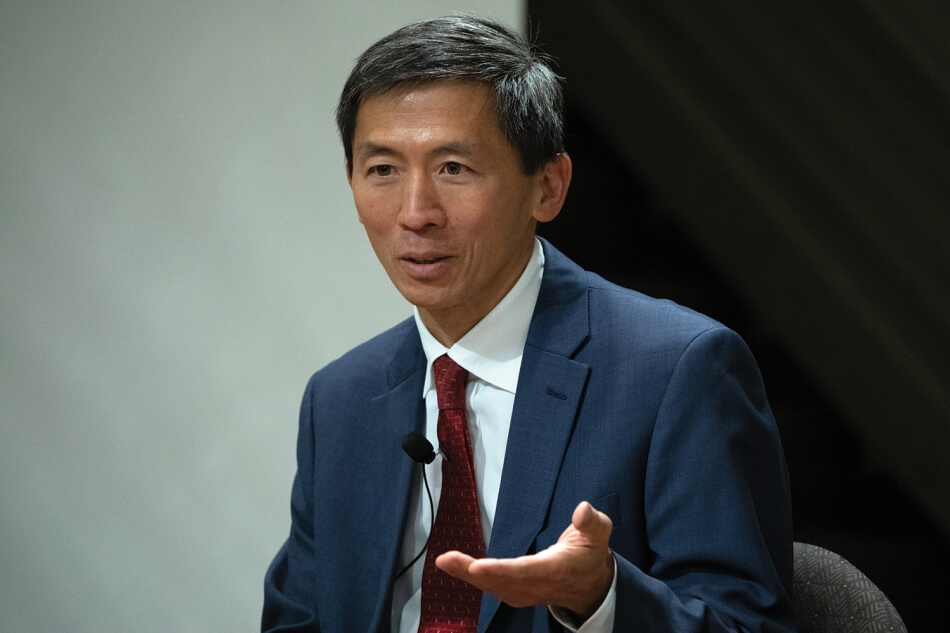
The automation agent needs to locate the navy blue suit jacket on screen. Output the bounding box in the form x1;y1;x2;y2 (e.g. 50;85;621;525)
263;239;796;632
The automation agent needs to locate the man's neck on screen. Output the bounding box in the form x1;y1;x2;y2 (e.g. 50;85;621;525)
415;314;461;348
415;239;545;348
416;262;533;347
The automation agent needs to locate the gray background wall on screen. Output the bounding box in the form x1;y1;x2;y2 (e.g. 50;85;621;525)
0;1;521;631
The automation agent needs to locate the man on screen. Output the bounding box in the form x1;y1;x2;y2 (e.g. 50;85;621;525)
263;15;795;633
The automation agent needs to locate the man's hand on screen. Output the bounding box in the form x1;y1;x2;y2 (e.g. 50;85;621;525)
435;501;615;621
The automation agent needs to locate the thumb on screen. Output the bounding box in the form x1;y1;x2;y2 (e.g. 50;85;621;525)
571;501;612;541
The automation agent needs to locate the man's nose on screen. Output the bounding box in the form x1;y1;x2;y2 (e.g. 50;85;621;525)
398;173;443;230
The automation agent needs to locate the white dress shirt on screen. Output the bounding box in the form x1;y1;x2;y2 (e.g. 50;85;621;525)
391;239;616;633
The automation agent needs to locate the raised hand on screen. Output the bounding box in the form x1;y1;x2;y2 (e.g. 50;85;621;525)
435;501;615;621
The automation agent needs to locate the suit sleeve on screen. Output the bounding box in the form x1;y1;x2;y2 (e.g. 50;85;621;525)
613;327;796;633
262;376;321;632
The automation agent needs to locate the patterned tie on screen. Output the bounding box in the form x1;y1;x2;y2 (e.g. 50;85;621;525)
418;355;484;633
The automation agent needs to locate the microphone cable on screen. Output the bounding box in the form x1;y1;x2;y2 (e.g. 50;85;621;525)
395;432;442;579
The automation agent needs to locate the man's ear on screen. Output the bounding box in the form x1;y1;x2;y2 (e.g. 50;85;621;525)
532;153;572;223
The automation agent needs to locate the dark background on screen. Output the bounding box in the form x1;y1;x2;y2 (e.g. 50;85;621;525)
530;1;950;630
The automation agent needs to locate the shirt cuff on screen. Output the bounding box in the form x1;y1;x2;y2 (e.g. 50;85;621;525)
548;556;617;633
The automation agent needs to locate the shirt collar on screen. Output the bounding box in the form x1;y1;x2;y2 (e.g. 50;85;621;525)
414;238;545;397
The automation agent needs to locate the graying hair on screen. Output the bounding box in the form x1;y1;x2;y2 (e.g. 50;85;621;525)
336;15;564;174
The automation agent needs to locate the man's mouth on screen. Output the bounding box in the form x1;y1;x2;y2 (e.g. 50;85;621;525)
406;256;448;265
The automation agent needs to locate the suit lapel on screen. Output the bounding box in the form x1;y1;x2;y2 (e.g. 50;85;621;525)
348;326;427;633
478;240;592;631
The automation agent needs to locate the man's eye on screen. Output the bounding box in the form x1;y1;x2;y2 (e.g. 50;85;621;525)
371;165;393;177
444;162;464;175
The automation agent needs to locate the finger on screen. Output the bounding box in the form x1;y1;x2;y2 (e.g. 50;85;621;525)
458;556;553;607
436;552;539;603
460;545;609;610
468;552;556;576
435;550;478;581
571;501;612;541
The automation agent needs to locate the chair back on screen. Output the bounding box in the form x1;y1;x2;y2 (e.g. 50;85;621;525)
792;542;906;633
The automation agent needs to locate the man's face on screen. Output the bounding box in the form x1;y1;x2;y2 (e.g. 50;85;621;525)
347;81;563;344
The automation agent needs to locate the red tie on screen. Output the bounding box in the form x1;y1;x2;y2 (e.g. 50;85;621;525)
419;355;484;633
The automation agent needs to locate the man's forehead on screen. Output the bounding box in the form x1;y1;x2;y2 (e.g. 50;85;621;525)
357;80;496;119
352;82;505;148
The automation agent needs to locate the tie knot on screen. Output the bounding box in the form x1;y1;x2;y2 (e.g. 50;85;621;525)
433;354;468;411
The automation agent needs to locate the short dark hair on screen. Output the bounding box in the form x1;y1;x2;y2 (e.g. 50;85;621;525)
336;15;564;174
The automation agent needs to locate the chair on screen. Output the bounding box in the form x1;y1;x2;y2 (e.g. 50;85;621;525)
792;542;907;633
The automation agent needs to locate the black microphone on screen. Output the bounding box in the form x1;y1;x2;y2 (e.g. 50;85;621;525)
395;432;440;579
402;431;437;464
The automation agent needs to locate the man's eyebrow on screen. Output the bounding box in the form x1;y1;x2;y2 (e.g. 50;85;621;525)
354;140;479;161
431;140;478;157
354;142;400;161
